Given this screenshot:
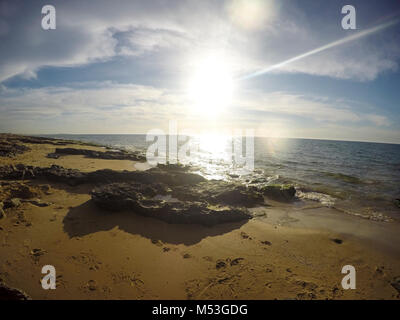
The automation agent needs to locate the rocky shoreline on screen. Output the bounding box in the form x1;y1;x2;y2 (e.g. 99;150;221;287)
0;134;399;300
0;162;297;226
0;134;297;226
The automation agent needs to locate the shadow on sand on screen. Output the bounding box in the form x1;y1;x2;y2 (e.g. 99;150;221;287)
63;200;248;245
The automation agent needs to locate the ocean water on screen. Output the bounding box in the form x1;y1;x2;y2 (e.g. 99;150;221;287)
43;134;400;221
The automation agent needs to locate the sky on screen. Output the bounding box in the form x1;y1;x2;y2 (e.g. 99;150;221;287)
0;0;400;143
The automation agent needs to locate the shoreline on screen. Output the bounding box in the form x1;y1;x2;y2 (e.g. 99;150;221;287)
0;134;399;299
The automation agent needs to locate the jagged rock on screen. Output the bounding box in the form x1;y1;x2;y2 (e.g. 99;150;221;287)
0;202;5;219
172;180;265;207
391;276;400;294
52;147;146;161
9;184;37;199
47;153;60;159
4;198;21;209
23;199;51;207
91;183;252;226
0;283;31;300
213;186;264;207
40;184;52;195
0;164;205;187
0;140;30;157
259;184;296;202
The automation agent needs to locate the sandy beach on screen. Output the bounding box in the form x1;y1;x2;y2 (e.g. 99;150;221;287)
0;134;399;300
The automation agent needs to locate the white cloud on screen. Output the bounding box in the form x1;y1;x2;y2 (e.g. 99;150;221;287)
0;0;399;82
0;83;394;142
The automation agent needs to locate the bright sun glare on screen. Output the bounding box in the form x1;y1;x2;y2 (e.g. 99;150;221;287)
187;56;234;116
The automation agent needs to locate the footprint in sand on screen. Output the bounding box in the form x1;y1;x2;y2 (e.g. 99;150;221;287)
240;232;252;240
30;248;46;262
67;252;102;271
215;257;245;269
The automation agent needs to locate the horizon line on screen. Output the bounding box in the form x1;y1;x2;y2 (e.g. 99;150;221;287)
4;132;399;146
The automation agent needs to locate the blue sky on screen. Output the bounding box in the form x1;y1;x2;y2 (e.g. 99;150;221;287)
0;0;399;143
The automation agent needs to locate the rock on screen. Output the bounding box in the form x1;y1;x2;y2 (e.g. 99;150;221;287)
394;199;400;208
24;199;51;207
259;184;296;202
260;240;272;246
91;182;252;226
10;184;37;199
40;184;52;195
0;164;206;187
30;248;46;257
0;283;31;300
4;198;21;209
0;202;5;219
331;238;343;244
47;153;60;159
53;147;146;161
391;276;400;294
0;139;30;157
216;261;227;269
213;186;264;207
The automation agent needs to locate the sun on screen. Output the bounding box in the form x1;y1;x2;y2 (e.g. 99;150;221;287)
186;56;234;116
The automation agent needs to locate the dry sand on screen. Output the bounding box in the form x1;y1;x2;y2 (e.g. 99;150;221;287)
0;139;399;299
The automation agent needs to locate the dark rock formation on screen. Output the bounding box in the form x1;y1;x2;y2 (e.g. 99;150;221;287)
212;186;264;207
258;184;296;202
0;163;263;225
391;276;400;295
0;133;71;146
52;147;146;161
172;180;265;207
91;182;252;226
0;140;30;157
0;202;5;219
0;164;206;186
0;283;31;300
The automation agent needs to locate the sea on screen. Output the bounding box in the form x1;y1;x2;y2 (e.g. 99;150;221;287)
42;134;400;222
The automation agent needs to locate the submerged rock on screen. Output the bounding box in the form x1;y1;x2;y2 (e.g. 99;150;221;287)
258;184;296;202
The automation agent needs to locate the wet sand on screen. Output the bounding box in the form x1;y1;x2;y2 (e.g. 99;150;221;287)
0;137;399;299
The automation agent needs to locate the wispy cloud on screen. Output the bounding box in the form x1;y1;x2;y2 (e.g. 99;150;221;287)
0;0;399;82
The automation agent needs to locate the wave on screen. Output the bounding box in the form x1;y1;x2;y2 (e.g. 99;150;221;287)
296;190;336;207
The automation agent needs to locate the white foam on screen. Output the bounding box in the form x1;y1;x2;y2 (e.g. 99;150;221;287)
296;190;336;207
